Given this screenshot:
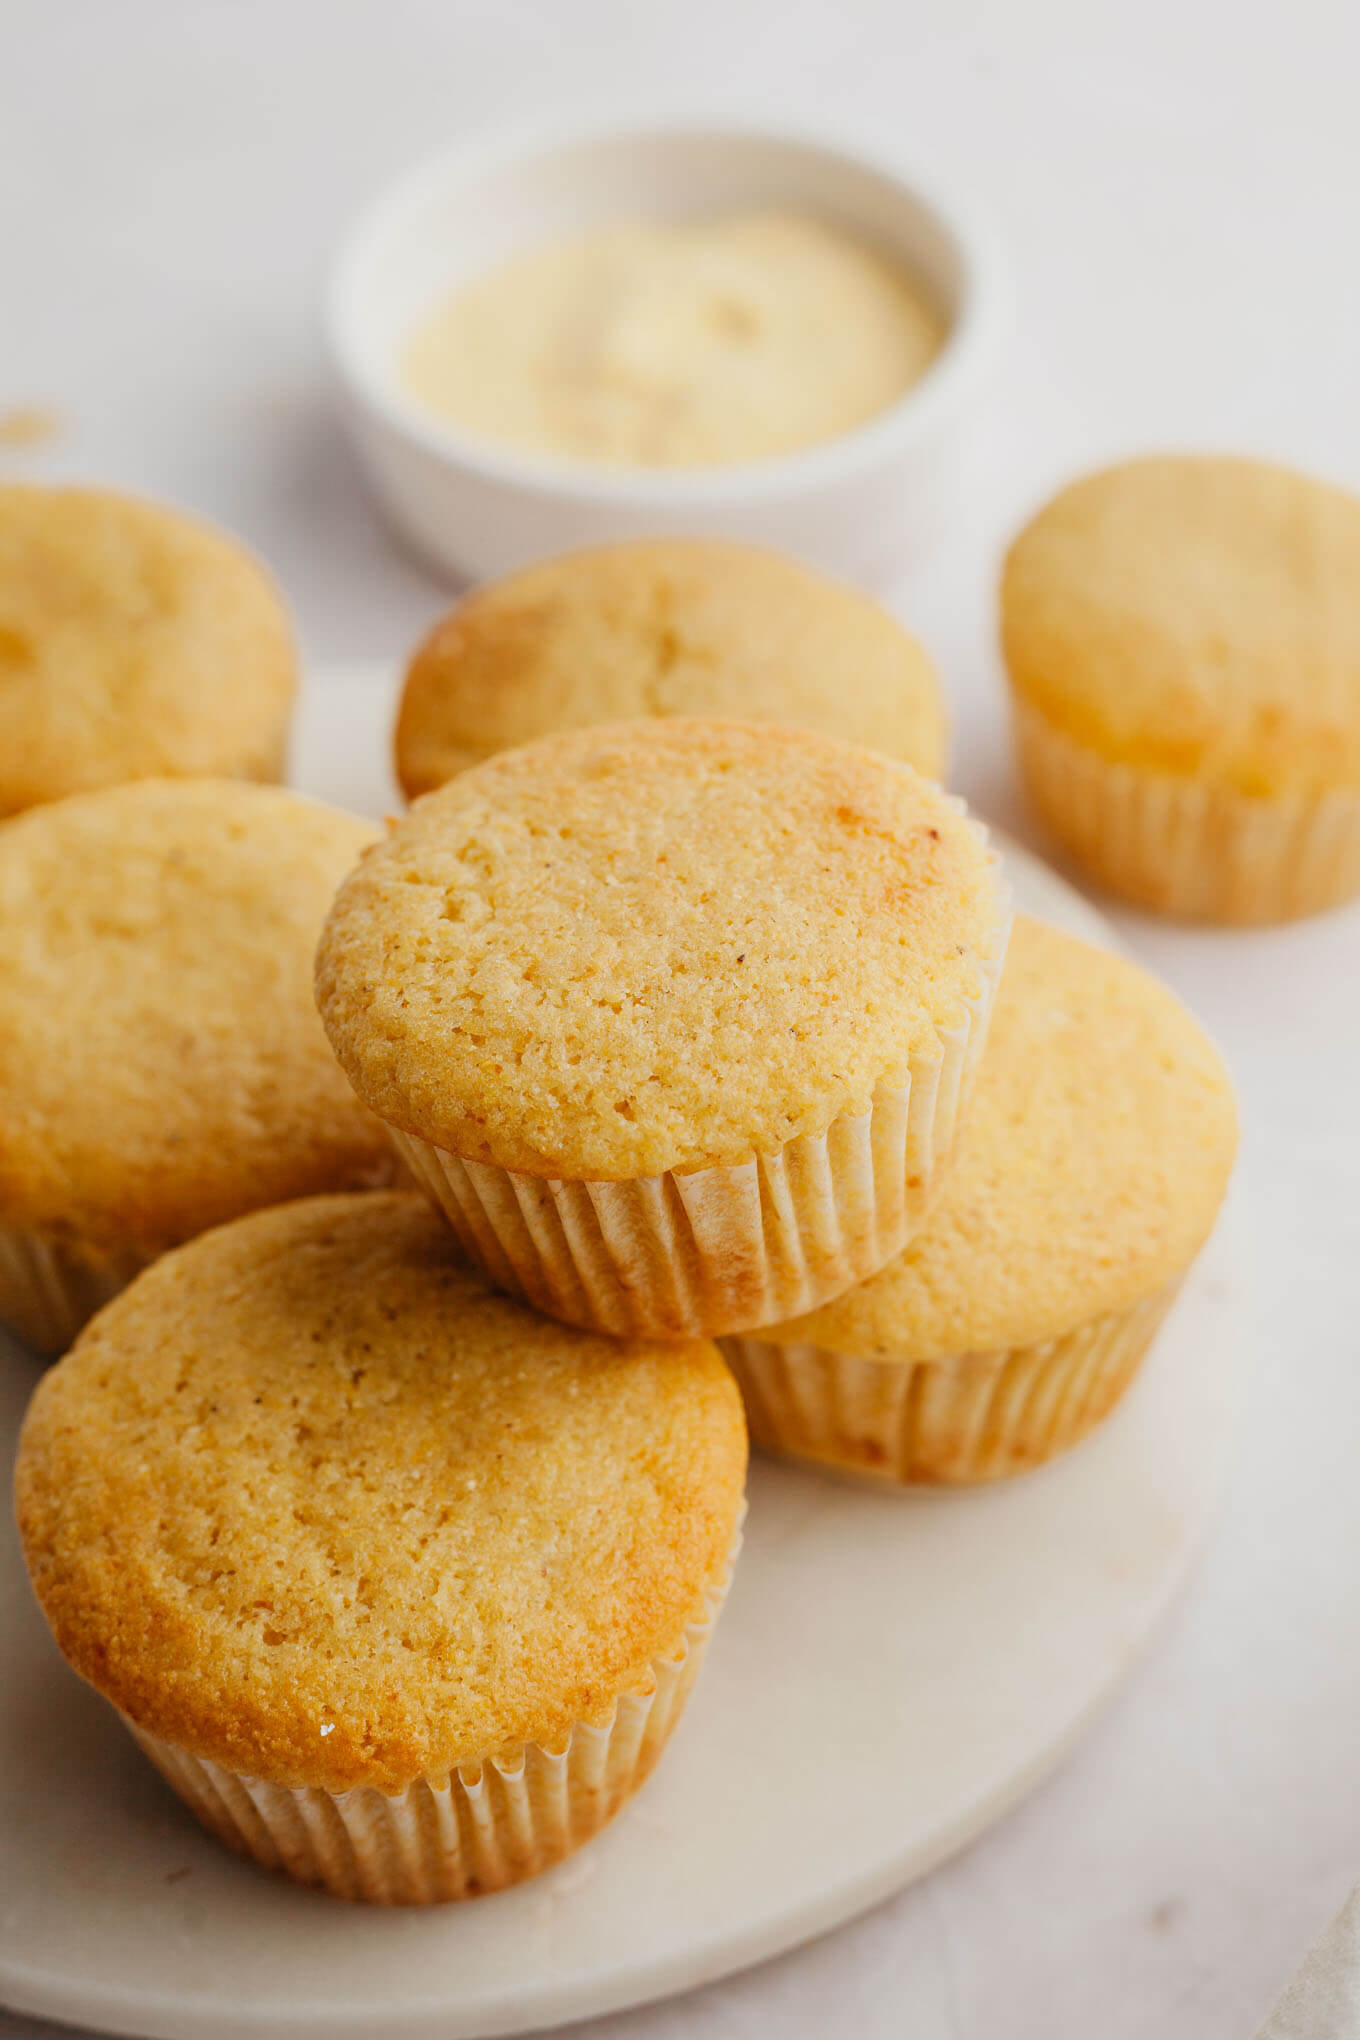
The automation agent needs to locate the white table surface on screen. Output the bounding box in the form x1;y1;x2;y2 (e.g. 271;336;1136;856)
3;3;1359;2036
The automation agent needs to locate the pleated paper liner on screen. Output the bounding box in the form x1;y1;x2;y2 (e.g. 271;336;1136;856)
0;1227;146;1357
1016;700;1360;924
122;1523;742;1905
723;1283;1180;1486
391;846;1012;1340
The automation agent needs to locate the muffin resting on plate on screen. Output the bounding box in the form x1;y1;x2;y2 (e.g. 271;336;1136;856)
394;538;946;796
723;915;1237;1485
317;718;1010;1340
0;780;397;1353
1002;455;1360;923
0;484;296;818
15;1192;747;1904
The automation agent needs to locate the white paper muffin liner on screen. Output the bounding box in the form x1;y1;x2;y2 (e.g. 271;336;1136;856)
723;1283;1180;1486
0;1226;146;1356
1016;700;1360;924
121;1523;742;1905
391;844;1012;1340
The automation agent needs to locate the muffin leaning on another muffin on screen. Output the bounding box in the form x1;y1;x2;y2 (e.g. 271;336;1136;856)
394;538;946;797
723;916;1237;1485
1002;455;1360;923
0;779;399;1353
317;719;1010;1341
16;1192;747;1904
0;485;296;817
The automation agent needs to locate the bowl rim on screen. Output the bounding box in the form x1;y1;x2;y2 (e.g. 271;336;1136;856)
325;110;1006;507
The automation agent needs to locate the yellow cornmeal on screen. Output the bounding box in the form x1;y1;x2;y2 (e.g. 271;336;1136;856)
0;485;296;818
0;780;395;1262
16;1193;747;1797
765;915;1237;1361
401;211;944;468
395;539;946;797
317;718;1001;1182
1002;456;1360;799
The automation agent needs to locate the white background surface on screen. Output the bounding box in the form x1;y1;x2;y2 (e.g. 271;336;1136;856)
2;3;1359;2037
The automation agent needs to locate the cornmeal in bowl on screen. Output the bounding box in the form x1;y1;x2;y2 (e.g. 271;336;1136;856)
723;916;1237;1484
400;209;944;469
395;538;945;797
16;1192;747;1903
0;484;296;817
318;719;1010;1339
0;780;396;1352
1003;455;1360;923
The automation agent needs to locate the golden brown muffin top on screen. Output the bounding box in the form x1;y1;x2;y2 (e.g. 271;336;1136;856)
0;780;395;1256
16;1192;747;1793
394;539;945;796
763;916;1237;1360
1001;455;1360;796
318;719;1004;1180
0;484;296;817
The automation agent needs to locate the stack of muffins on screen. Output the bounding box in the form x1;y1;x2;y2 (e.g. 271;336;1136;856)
5;482;1247;1907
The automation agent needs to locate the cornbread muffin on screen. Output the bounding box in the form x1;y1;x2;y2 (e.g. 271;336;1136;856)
0;484;295;818
1002;456;1360;922
16;1193;747;1902
318;718;1009;1339
724;916;1237;1484
394;540;945;797
0;780;397;1353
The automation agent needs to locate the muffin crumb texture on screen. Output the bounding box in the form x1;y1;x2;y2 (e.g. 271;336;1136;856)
0;485;297;816
16;1194;746;1796
1002;455;1360;797
396;538;945;794
318;719;1001;1179
767;915;1237;1360
0;779;395;1258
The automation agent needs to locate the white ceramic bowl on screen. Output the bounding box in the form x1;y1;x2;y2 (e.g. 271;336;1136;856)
327;117;1004;586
